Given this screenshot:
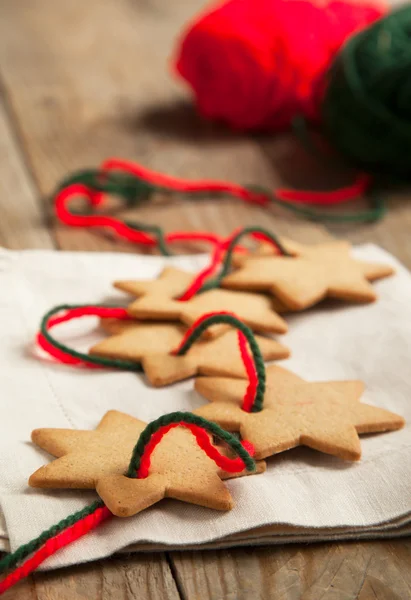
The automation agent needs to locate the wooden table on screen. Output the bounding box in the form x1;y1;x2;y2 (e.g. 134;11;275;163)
1;1;410;598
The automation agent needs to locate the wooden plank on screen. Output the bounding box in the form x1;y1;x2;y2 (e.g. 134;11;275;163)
171;539;411;600
0;96;53;249
0;3;182;592
328;190;411;268
3;554;181;600
0;0;333;253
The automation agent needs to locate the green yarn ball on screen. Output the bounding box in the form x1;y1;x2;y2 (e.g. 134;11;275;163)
322;6;411;180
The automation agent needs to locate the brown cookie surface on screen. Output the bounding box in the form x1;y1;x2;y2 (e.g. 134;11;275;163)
127;287;287;337
114;266;193;299
30;410;265;517
90;321;289;386
194;365;404;461
224;240;394;310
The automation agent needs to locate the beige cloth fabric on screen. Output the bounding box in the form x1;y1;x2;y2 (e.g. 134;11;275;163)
0;245;410;571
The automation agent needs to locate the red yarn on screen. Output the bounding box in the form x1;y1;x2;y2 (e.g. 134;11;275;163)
137;421;254;478
175;0;385;131
37;306;132;368
0;506;111;594
171;311;259;410
172;310;235;354
178;235;240;301
238;331;258;412
98;158;268;205
55;183;227;249
98;157;371;208
178;225;287;301
55;184;158;247
55;160;374;260
178;243;225;300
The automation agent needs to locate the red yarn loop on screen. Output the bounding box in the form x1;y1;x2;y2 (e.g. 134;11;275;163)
37;306;133;368
175;0;386;131
137;421;254;478
56;178;235;254
55;184;158;247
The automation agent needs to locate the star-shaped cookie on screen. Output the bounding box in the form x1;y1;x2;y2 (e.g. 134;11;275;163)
126;288;287;337
115;267;287;337
232;238;352;267
194;365;404;461
29;410;265;517
223;241;394;310
90;320;290;386
114;266;193;300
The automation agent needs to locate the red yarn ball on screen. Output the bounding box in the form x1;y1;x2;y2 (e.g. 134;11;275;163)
174;0;386;131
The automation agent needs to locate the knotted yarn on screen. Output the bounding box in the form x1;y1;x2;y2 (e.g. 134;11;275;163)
322;5;411;180
174;0;385;131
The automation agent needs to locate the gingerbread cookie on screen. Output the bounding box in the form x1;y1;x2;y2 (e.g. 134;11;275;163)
115;266;287;336
127;287;287;337
30;410;264;517
223;241;394;310
231;238;352;267
90;320;289;386
114;266;193;300
194;365;404;461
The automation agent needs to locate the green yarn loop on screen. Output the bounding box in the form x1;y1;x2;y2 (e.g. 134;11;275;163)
200;226;289;292
175;313;266;412
40;304;144;372
322;6;411;181
127;411;256;477
0;499;105;575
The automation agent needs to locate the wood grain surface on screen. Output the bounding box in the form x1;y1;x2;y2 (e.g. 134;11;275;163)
0;0;410;598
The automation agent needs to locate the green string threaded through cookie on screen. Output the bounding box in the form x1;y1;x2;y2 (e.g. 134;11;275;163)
174;312;266;412
39;304;144;371
38;307;268;413
127;411;256;477
0;412;254;579
0;499;106;575
199;226;290;293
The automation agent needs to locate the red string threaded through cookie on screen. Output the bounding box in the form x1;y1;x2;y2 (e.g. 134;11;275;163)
171;311;265;412
0;413;255;594
136;421;254;478
0;502;111;595
36;304;141;371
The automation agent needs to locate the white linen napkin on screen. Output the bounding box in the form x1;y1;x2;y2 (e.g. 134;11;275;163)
0;244;410;570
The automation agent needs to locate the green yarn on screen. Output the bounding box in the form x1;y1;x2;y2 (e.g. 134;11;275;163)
127;411;256;477
200;226;289;292
58;167;378;224
0;413;254;574
124;220;171;256
322;6;411;180
58;169;156;206
40;304;144;372
0;499;105;574
175;313;266;412
40;307;268;411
